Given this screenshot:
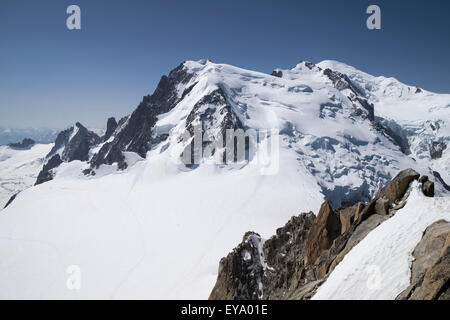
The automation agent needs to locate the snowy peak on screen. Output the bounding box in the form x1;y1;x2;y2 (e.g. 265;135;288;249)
1;59;450;300
46;122;100;163
315;60;450;185
90;62;195;170
25;58;450;205
35;122;101;185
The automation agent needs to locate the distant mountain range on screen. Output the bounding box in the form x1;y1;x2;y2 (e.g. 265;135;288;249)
0;127;59;146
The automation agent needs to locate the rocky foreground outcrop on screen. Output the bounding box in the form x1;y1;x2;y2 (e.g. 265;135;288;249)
209;168;447;300
397;220;450;300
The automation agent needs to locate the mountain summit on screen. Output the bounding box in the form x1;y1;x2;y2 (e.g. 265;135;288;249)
0;59;449;299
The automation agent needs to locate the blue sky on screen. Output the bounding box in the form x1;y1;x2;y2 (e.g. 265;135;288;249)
1;0;449;129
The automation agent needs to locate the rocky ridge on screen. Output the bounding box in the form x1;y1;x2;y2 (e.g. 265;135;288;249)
23;60;449;205
396;219;450;300
209;168;447;300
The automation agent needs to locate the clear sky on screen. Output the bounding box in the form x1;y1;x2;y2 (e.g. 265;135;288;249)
1;0;449;129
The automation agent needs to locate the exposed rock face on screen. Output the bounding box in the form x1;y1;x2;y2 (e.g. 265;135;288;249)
383;168;420;204
209;213;318;300
431;141;447;160
7;138;35;150
323;64;422;158
46;122;100;163
303;61;319;70
90;63;193;170
3;193;18;209
423;181;435;197
353;169;420;224
263;213;317;299
182;88;245;165
270;70;283;78
397;220;450;300
338;202;365;234
305;201;340;266
35;123;100;185
418;175;434;197
209;232;265;300
323;67;411;156
327;213;388;275
323;68;363;96
103;117;118;142
433;171;450;192
35;154;62;185
210;168;438;300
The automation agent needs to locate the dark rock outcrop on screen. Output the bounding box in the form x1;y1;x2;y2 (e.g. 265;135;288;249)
90;63;193;170
35;154;63;185
433;171;450;192
3;193;19;209
303;61;318;70
46;122;100;163
35;123;100;185
323;68;363;96
423;181;435;197
103;117;118;142
210;168;431;300
418;175;434;197
209;232;265;300
182;88;245;165
7;138;35;150
324;66;415;157
397;220;450;300
431;141;447;160
262;213;317;299
271;70;283;78
209;213;318;300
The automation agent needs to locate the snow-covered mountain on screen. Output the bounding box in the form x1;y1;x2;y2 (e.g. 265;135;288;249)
317;60;450;186
0;59;448;299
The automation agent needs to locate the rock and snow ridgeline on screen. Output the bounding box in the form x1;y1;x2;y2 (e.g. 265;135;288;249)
209;169;450;300
0;59;449;299
6;59;450;208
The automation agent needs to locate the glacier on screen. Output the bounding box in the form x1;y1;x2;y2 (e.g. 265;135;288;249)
0;59;448;299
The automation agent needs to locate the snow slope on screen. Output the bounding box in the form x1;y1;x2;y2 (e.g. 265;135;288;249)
0;143;323;299
0;59;449;299
313;182;450;300
0;144;53;208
